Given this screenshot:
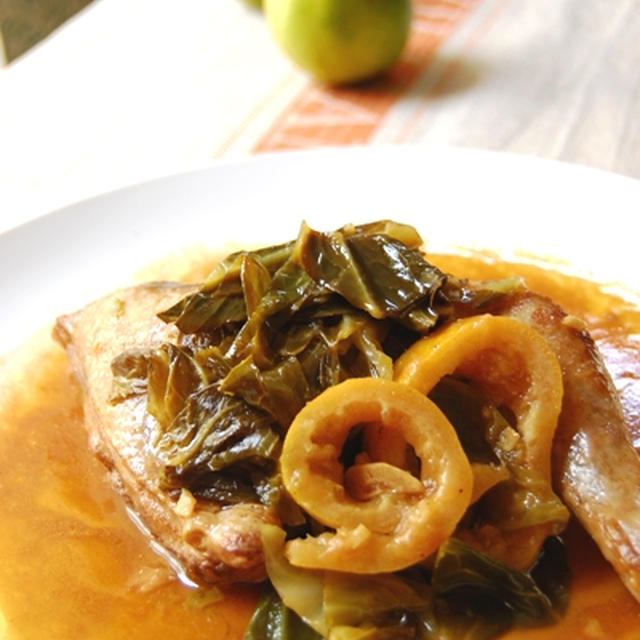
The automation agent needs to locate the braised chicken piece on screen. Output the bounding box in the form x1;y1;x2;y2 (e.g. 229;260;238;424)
54;282;275;585
492;290;640;602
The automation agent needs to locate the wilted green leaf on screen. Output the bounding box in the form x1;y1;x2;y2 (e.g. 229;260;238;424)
112;220;512;514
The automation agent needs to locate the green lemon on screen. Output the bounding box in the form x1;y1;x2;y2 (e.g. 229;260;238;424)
264;0;412;85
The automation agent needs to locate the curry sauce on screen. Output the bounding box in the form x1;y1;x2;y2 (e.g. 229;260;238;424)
0;253;639;639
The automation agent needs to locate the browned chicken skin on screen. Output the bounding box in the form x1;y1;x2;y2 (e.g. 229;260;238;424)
54;282;274;586
491;290;640;602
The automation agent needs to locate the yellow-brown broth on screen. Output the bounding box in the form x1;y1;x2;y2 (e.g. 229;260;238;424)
0;252;639;639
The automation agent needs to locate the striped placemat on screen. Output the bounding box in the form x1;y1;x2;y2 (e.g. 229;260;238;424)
254;0;480;151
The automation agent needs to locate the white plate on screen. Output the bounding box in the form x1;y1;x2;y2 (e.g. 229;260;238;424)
2;145;640;355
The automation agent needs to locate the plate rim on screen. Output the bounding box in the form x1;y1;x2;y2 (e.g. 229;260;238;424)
2;144;639;355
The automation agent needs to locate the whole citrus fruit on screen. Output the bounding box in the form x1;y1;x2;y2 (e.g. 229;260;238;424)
264;0;411;85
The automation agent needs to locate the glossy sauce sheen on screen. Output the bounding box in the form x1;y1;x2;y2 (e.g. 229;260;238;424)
0;254;639;639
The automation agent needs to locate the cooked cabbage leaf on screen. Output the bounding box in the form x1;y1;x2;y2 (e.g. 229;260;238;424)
430;376;570;537
244;582;324;640
293;222;446;328
160;220;452;342
257;524;569;640
111;343;283;506
432;537;569;638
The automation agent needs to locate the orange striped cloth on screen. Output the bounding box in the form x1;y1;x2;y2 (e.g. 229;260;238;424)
254;0;480;152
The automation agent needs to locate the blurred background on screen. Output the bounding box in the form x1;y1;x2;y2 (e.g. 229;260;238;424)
1;0;639;231
1;0;94;63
